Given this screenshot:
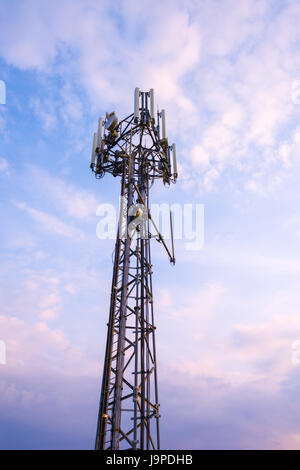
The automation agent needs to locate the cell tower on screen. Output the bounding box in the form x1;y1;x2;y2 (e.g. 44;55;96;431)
90;88;178;450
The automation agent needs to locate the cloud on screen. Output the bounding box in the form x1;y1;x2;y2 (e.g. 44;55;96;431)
30;97;57;131
15;201;84;240
0;156;9;175
157;282;228;350
228;314;300;379
64;283;76;294
0;310;100;449
0;312;98;378
27;167;99;221
29;83;84;132
2;0;300;195
40;309;58;320
0;0;65;70
157;307;300;449
39;293;61;320
159;360;300;449
0;111;5;134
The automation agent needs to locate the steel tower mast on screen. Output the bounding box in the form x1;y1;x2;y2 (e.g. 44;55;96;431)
90;88;178;450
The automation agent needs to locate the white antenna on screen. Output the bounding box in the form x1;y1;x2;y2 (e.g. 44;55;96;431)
91;132;97;167
161;109;166;139
134;87;140;121
172;143;177;180
97;117;103;148
150;89;155;121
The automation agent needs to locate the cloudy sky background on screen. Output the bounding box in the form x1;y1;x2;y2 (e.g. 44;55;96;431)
2;0;300;449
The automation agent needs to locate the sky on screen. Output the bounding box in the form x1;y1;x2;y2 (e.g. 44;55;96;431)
1;0;300;450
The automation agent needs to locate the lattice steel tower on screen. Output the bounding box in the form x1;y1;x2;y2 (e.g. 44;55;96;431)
90;88;178;450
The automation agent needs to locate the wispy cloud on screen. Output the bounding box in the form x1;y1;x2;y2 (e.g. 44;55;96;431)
30;97;57;131
0;156;9;175
27;167;99;221
15;201;84;240
2;0;300;194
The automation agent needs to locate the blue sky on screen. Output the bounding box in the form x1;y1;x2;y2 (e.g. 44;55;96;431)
2;0;300;449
